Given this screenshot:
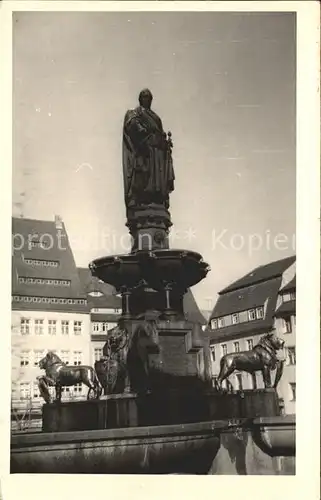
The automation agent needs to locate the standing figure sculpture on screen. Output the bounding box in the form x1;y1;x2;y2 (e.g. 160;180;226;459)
122;89;175;209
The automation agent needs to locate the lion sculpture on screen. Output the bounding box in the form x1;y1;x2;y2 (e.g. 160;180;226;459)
95;322;129;395
38;351;102;403
216;332;285;391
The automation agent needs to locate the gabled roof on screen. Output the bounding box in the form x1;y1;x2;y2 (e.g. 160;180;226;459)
280;276;296;292
207;255;296;343
220;256;296;294
274;300;296;318
12;216;88;312
77;267;122;310
208;277;281;342
183;290;207;325
211;278;281;318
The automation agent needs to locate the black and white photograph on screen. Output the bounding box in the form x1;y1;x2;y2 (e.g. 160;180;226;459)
1;0;319;487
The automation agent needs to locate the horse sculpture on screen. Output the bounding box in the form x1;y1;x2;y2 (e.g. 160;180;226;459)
216;332;285;391
38;351;102;403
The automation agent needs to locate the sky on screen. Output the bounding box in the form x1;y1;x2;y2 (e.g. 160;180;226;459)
12;11;296;311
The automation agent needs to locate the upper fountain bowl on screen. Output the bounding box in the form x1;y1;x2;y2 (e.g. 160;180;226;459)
89;249;210;292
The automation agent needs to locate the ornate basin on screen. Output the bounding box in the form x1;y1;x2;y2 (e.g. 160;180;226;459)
90;249;210;291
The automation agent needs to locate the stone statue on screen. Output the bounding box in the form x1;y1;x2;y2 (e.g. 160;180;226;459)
127;319;159;395
38;351;102;402
95;321;129;394
216;333;285;391
122;89;175;209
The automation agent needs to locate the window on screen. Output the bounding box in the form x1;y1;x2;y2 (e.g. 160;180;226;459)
92;322;100;332
88;291;103;297
12;296;86;306
251;373;257;389
290;382;296;401
284;318;292;333
210;319;218;330
48;320;57;335
35;319;44;335
18;277;70;287
23;258;59;267
290;291;296;300
73;351;82;366
287;346;296;365
210;346;215;362
61;320;69;335
235;373;243;390
34;350;45;366
233;342;240;353
20;382;30;399
248;309;256;321
247;339;253;351
221;344;227;356
20;350;30;367
218;317;225;328
102;322;109;332
256;306;264;319
33;382;40;399
282;292;291;303
232;313;239;325
20;318;30;335
94;348;103;361
61;350;70;365
73;383;82;394
73;321;82;335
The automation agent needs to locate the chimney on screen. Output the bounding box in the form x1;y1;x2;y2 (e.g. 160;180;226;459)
55;215;63;230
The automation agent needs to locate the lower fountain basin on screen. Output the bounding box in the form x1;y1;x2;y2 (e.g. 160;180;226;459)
251;415;295;457
11;420;223;474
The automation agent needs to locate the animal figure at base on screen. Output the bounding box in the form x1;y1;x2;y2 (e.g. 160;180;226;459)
95;321;129;395
38;351;102;403
216;332;285;391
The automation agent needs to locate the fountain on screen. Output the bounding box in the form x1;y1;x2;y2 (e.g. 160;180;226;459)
11;89;295;474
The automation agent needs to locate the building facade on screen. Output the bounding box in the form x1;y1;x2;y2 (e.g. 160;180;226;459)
273;274;296;414
207;256;296;414
11;216;91;410
77;267;122;364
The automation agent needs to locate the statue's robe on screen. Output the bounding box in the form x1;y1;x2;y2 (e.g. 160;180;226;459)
122;105;175;207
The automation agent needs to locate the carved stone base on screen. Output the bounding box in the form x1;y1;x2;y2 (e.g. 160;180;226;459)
126;203;172;252
124;318;213;394
41;389;280;433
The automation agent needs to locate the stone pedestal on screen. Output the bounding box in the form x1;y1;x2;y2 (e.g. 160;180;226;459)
41;389;280;433
42;394;139;433
126;203;172;252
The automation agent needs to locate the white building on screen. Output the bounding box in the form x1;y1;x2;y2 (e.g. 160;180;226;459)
11;216;92;411
207;256;296;415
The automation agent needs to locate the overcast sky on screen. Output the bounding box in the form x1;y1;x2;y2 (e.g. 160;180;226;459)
13;11;296;311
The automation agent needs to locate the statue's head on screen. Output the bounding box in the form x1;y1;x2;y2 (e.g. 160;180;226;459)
39;351;62;369
139;88;153;109
260;332;285;351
